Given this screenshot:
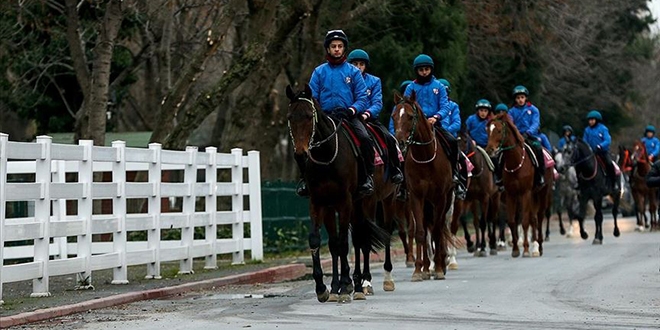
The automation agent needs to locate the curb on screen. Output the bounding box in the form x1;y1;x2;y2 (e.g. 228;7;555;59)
0;263;307;328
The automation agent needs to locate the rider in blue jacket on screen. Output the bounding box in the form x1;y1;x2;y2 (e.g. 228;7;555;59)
509;85;546;187
437;79;461;137
348;49;404;184
557;125;577;151
403;55;466;199
583;110;617;190
641;125;660;162
300;30;373;197
465;99;491;148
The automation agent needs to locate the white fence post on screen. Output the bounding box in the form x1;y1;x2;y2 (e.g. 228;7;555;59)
231;148;244;265
32;136;52;297
247;151;263;261
146;143;162;279
204;147;218;270
76;140;94;289
179;146;197;274
112;141;128;284
0;133;7;305
52;160;68;260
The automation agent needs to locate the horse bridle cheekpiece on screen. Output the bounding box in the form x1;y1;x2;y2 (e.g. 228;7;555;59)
492;118;526;173
287;96;341;165
397;99;437;163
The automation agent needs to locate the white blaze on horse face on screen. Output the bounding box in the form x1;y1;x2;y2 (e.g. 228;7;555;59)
398;106;405;119
489;123;496;134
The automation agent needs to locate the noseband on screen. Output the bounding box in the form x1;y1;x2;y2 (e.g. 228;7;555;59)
287;97;342;165
395;100;437;164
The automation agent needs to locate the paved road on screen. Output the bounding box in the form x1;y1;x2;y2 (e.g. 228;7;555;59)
15;217;660;330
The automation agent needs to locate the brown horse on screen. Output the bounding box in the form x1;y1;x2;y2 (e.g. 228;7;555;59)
391;91;455;281
286;84;388;303
630;140;658;231
485;112;539;257
451;131;501;258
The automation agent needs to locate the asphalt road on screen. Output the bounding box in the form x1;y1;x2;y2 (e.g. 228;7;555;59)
14;217;660;330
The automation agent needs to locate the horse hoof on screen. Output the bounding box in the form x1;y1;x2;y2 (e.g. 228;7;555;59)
560;228;566;235
532;251;540;257
405;261;415;268
383;280;395;292
512;250;520;258
317;289;330;303
613;228;620;237
364;286;374;296
433;272;445;280
490;249;498;256
478;250;487;257
345;283;354;294
422;272;431;280
338;293;352;304
545;236;550;242
566;232;573;238
467;245;476;253
327;293;339;302
592;238;602;245
497;243;507;252
448;262;459;270
580;232;589;240
353;292;366;301
522;251;531;258
411;272;424;282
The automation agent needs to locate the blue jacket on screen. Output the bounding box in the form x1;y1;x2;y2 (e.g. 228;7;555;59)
403;76;450;122
309;61;368;113
465;114;489;147
362;73;383;119
583;123;611;152
642;136;660;158
443;100;461;137
509;102;541;138
557;135;576;150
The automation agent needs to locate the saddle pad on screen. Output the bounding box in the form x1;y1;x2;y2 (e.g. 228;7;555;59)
542;149;555;169
554;168;559;180
374;147;384;166
523;143;539;167
475;146;495;172
612;161;621;176
463;152;475;177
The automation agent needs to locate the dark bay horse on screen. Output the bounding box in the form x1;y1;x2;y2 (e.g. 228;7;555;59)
452;131;500;257
485;113;541;257
286;84;388;303
629;140;658;230
391;92;455;281
561;138;621;244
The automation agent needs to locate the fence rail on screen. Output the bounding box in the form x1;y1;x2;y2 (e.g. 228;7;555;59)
0;134;262;304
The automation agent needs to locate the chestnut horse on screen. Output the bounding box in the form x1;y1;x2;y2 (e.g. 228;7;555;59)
485;112;542;257
451;131;501;257
286;84;388;303
630;140;658;231
391;92;455;281
561;138;621;244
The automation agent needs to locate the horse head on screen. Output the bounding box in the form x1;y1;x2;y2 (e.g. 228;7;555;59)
631;139;647;167
457;129;472;154
617;144;633;174
391;90;431;153
286;84;319;156
485;112;524;157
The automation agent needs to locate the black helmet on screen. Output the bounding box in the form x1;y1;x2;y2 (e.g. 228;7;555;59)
324;30;349;49
562;125;573;133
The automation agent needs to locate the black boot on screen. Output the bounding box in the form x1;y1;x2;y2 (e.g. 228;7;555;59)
296;178;309;198
391;166;404;184
359;174;375;197
454;174;467;200
492;155;504;191
534;147;546;187
396;184;408;201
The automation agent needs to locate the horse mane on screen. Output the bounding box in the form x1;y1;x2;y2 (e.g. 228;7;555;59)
493;112;524;145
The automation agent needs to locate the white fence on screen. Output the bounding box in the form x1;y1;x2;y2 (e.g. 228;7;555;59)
0;134;263;304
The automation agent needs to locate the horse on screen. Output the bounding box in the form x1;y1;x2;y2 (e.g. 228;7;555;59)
560;138;621;244
451;131;500;257
485;112;543;257
553;149;580;237
629;140;658;231
286;84;389;303
391;91;456;281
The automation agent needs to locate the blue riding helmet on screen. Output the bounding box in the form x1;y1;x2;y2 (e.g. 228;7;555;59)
512;85;529;97
645;125;656;133
347;49;369;64
586;110;602;121
562;125;573;133
494;103;508;113
413;54;434;69
438;78;451;93
475;99;492;110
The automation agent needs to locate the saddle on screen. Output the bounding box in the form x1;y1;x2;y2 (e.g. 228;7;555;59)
523;143;555;169
474;146;495;172
341;121;403;166
595;154;622;176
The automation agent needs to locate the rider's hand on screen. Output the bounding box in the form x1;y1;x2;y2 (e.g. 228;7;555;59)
361;112;370;121
428;117;437;125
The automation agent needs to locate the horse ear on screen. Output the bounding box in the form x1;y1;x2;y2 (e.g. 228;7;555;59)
409;90;417;102
286;85;296;101
393;90;402;104
304;83;313;97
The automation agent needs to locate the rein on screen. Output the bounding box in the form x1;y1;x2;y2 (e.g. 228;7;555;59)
492;119;526;173
571;143;598;180
397;100;437;164
287;97;341;166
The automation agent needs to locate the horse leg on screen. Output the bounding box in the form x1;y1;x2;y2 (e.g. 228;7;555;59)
521;193;532;257
506;194;520;257
476;201;488;257
577;194;589;240
650;191;658;231
558;206;566;236
352;240;364;299
309;205;328;302
422;202;433;280
612;191;621;237
337;207;352;303
410;197;426;281
544;207;551;242
488;194;500;255
384;198;398;290
432;206;449;280
592;199;604;245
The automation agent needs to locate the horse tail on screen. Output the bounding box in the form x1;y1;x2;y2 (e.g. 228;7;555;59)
351;217;390;253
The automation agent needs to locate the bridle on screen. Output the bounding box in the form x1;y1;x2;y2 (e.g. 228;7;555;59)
567;141;598;180
395;100;437;164
491;119;526;173
287;97;342;165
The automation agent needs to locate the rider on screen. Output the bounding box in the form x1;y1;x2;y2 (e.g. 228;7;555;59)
641;125;660;162
403;54;467;200
301;29;374;197
557;125;576;151
465;99;492;148
437;79;461;137
508;85;546;187
583;110;617;190
347;48;404;184
494;103;509;116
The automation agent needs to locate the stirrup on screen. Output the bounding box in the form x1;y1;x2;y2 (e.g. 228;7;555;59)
455;185;467;200
296;179;309;198
358;175;375;197
391;169;404;184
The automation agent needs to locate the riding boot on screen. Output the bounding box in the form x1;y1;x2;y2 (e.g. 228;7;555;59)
385;131;404;184
533;144;546;187
455;153;468;200
396;163;408;201
439;127;464;199
294;153;309;198
358;144;375;197
491;155;504;192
